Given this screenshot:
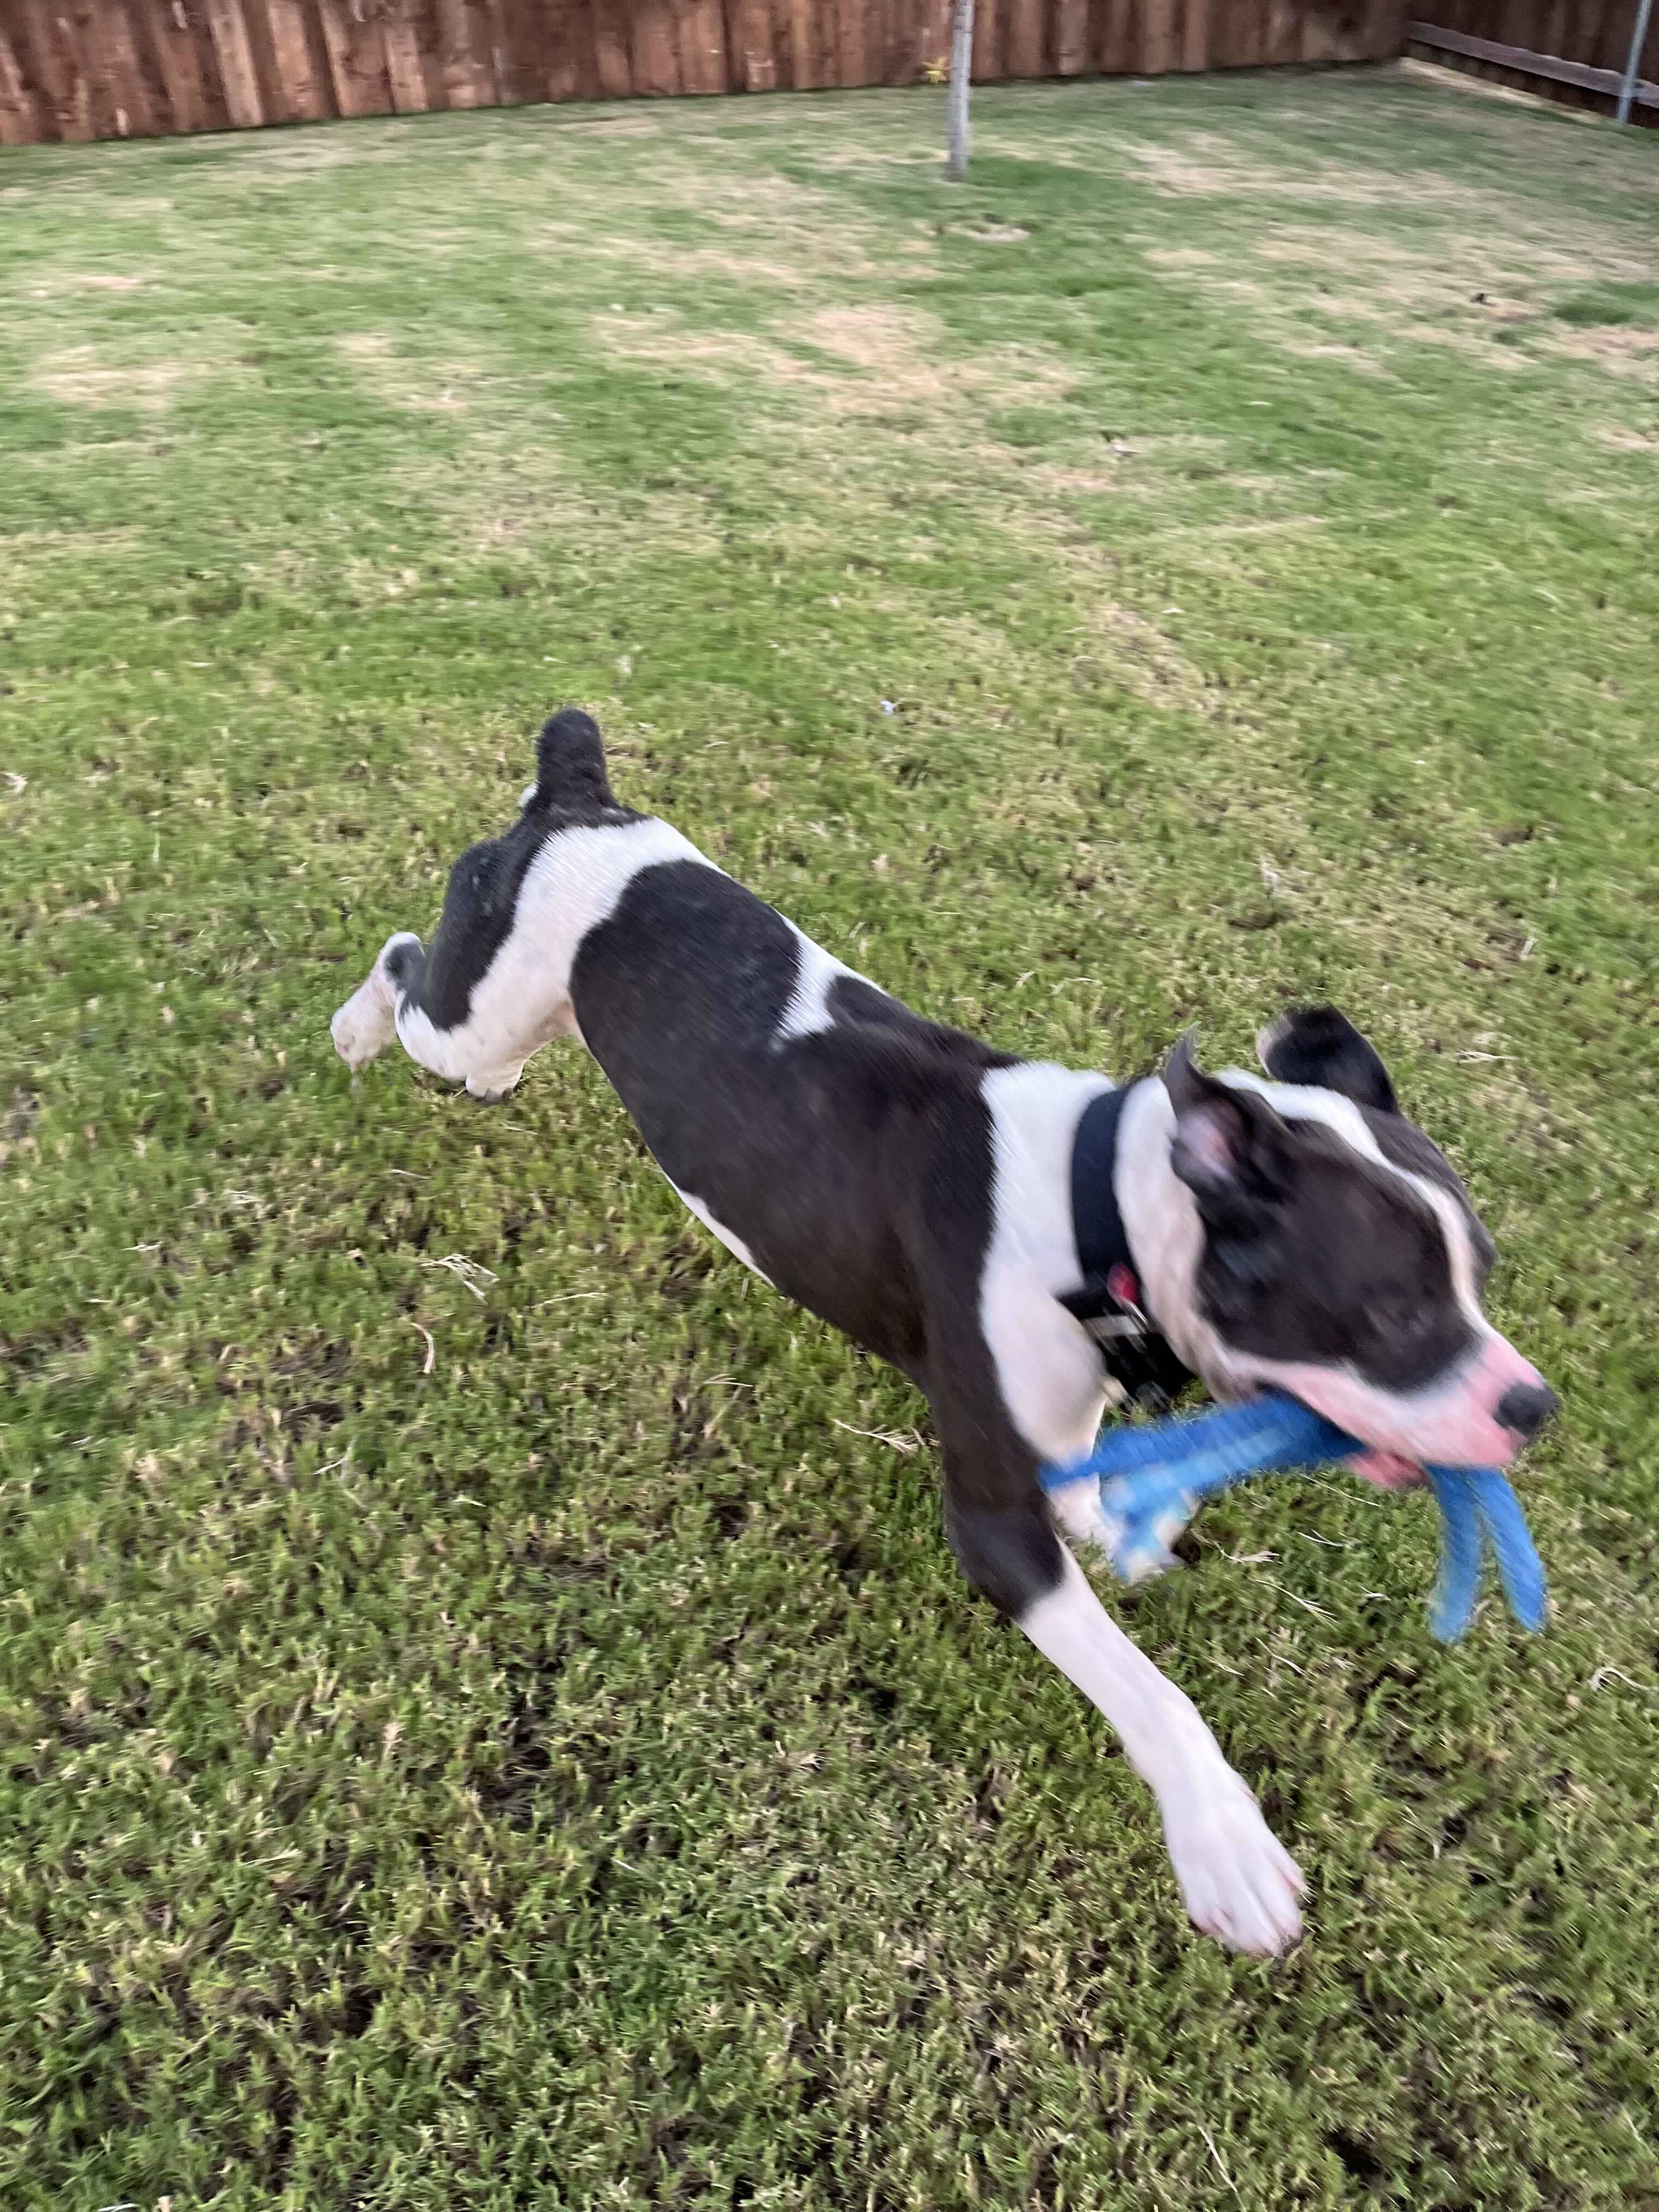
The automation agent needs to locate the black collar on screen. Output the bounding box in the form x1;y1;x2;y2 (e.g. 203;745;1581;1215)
1061;1083;1194;1413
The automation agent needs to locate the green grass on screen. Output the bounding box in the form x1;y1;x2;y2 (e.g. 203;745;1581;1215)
3;61;1658;2212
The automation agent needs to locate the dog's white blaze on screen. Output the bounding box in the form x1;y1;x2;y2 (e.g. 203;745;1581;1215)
775;928;868;1043
392;817;709;1084
1218;1070;1489;1330
669;1183;773;1284
979;1062;1115;1466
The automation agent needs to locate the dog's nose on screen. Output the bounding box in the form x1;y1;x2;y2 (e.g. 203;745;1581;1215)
1495;1383;1560;1443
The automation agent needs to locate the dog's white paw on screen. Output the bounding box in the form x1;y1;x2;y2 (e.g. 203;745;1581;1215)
465;1063;523;1102
331;965;397;1070
1160;1768;1305;1956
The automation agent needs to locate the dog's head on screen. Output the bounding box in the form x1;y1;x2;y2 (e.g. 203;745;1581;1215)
1120;1007;1556;1470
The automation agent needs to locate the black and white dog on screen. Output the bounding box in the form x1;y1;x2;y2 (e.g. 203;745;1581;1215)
332;709;1557;1956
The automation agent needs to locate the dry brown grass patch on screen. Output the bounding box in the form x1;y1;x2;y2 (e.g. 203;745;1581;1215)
33;351;196;410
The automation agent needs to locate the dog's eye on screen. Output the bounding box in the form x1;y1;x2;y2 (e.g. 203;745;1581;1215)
1211;1237;1277;1289
1369;1297;1429;1341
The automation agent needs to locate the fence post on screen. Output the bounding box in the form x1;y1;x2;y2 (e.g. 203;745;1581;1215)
1617;0;1655;123
946;0;974;178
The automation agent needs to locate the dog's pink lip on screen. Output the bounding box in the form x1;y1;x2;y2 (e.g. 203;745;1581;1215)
1346;1448;1429;1492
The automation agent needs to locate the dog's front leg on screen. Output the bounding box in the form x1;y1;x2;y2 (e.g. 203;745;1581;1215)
331;933;556;1100
1016;1543;1305;1956
937;1389;1304;1956
331;932;420;1071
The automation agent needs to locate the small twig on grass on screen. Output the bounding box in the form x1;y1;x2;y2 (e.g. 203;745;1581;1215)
832;1419;921;1454
411;1321;436;1375
420;1254;497;1301
1198;2125;1243;2204
1589;1665;1653;1695
1271;1579;1335;1623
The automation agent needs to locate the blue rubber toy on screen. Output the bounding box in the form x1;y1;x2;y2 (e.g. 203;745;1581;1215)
1038;1390;1546;1642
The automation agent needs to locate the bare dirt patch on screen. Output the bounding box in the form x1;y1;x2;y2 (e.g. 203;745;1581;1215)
34;351;194;410
597;299;1074;427
1282;340;1389;375
1549;326;1659;378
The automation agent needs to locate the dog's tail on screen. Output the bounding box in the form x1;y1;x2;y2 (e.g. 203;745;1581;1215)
529;708;614;811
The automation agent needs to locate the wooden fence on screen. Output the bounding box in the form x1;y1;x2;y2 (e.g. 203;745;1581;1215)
0;0;1407;148
1410;6;1657;120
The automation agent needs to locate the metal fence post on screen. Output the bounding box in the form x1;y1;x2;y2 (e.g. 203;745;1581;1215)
1617;0;1656;123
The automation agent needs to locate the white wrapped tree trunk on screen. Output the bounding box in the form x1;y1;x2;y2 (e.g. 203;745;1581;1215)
946;0;975;180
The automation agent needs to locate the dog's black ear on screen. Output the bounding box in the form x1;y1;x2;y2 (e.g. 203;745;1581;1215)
1163;1034;1297;1214
1255;1004;1398;1115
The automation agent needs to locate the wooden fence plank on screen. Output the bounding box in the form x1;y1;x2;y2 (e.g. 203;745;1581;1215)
1005;0;1046;74
1274;0;1309;61
587;0;632;94
1141;0;1181;72
257;0;332;119
972;0;1002;77
1237;0;1273;64
626;0;680;92
829;0;863;83
1181;0;1209;67
1339;0;1372;58
675;0;728;90
1092;0;1134;73
787;0;827;85
92;0;160;131
854;0;883;81
40;1;100;137
732;0;778;88
1301;0;1343;60
314;0;373;114
1372;0;1407;56
1054;0;1087;71
124;0;177;136
200;0;266;121
773;0;811;87
1329;0;1364;58
889;0;924;81
401;0;445;105
537;0;588;97
432;0;497;103
0;23;42;139
133;0;215;131
778;0;807;86
12;0;60;141
381;12;427;106
1601;0;1639;71
874;0;911;82
477;0;511;98
484;0;535;100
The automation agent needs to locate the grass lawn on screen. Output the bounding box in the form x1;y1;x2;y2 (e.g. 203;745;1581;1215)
4;59;1658;2211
